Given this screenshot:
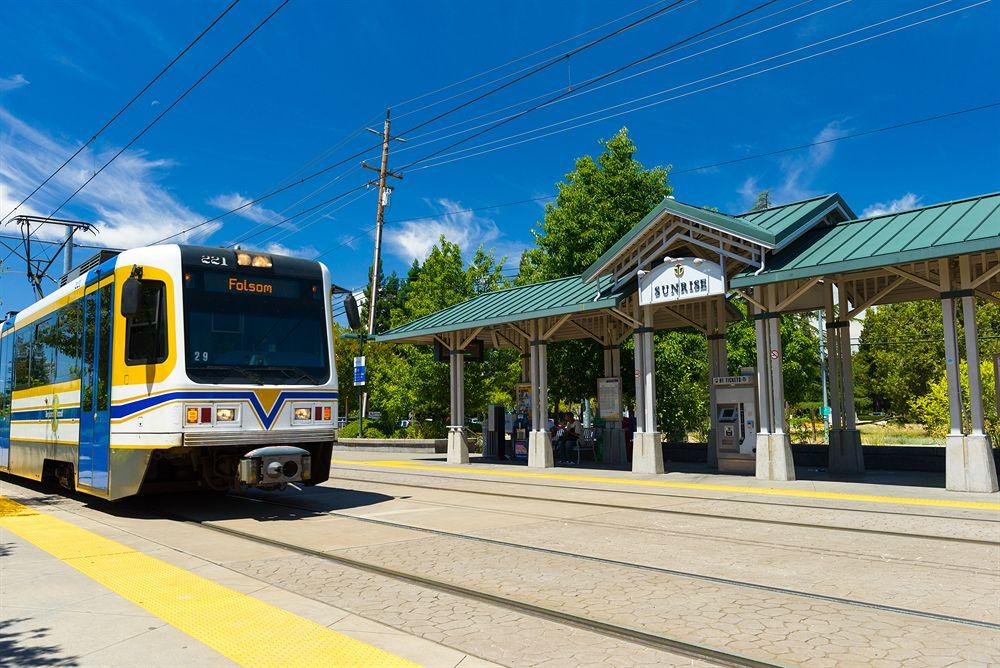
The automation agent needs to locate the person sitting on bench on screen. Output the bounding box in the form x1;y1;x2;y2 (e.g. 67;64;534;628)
554;412;582;464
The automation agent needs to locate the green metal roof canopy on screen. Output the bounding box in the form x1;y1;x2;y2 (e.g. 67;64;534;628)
735;193;855;248
376;274;626;343
731;192;1000;288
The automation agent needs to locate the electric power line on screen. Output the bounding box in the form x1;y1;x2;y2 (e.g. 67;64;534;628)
397;0;782;172
408;0;989;172
397;0;837;148
0;0;242;225
37;0;291;228
148;0;696;244
391;0;695;121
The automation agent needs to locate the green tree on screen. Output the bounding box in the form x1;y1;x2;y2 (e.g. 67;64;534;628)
365;237;519;433
910;359;999;443
752;189;772;211
854;299;1000;420
517;127;675;419
519;127;670;283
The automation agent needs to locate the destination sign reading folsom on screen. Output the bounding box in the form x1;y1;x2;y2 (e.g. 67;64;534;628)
228;277;273;294
201;272;303;298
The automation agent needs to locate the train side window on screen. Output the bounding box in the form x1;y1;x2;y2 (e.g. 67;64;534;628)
13;329;31;390
125;280;168;365
54;301;83;383
30;317;56;388
96;285;112;411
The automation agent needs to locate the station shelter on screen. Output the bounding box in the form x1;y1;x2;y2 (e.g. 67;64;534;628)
375;191;1000;493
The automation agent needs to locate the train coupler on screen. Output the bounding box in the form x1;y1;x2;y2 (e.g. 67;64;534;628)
237;446;312;489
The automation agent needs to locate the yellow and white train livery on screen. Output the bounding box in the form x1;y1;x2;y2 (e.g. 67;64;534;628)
0;245;338;500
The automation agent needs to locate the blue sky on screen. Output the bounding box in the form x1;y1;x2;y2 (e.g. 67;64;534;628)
1;0;998;314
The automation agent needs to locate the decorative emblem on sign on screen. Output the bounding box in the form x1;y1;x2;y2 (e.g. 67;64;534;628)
674;263;684;278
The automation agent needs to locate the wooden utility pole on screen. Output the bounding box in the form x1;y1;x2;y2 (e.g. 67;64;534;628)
360;108;403;419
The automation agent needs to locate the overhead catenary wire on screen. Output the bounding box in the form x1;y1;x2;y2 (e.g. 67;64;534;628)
397;0;783;172
37;0;291;228
388;0;681;111
390;0;695;121
308;99;998;268
0;0;242;225
397;0;834;147
408;0;989;172
149;0;700;244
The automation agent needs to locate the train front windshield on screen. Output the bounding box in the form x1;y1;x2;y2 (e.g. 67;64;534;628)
183;267;330;385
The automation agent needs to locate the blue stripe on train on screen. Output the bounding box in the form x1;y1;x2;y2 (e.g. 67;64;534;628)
110;389;339;429
11;407;83;421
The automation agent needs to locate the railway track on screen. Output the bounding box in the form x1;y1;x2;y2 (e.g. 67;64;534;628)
176;506;778;668
329;470;1000;546
227;492;1000;631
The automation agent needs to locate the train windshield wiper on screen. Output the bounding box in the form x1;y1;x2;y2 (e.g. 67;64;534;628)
193;364;266;385
252;365;323;385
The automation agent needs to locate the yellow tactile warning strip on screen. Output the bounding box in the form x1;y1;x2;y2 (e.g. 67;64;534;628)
0;496;418;668
332;459;1000;511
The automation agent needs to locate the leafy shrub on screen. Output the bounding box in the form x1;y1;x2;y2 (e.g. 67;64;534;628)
910;359;999;443
338;419;386;439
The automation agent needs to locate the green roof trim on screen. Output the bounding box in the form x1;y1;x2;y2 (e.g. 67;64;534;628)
730;192;1000;288
581;196;776;282
375;274;625;343
736;193;855;248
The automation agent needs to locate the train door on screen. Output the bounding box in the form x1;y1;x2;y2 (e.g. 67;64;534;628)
0;327;12;470
78;282;113;491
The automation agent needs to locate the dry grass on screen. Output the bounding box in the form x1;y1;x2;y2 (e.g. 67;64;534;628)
858;422;943;446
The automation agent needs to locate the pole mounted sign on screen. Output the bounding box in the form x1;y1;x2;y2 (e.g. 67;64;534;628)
353;356;366;386
639;257;725;306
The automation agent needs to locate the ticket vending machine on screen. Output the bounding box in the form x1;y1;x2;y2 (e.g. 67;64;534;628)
713;370;758;474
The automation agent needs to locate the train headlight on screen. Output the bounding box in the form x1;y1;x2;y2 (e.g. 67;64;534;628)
216;407;237;422
252;255;272;268
294;407;313;421
186;407;199;424
237;252;252;266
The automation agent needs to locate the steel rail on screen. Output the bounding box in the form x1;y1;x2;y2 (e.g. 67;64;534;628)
226;493;1000;632
327;473;1000;546
182;510;779;668
330;465;1000;524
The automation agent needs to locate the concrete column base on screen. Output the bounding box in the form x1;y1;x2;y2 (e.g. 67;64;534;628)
446;428;469;464
755;432;795;481
706;428;718;468
947;433;999;493
528;430;553;468
828;429;864;474
602;427;627;465
632;432;664;474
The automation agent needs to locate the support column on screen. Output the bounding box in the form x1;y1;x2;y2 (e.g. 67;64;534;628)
948;258;999;492
707;297;728;468
827;281;864;474
447;332;469;464
528;321;553;468
754;286;795;481
633;305;663;474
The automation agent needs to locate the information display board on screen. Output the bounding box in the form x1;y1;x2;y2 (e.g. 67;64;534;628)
597;377;622;420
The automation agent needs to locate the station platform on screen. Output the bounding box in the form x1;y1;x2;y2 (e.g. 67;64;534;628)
328;450;1000;513
2;452;997;667
0;478;497;668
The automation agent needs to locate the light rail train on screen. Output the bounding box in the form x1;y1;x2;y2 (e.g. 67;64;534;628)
0;245;338;499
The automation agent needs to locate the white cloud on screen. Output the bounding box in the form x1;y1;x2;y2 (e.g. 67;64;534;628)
207;192;288;227
0;74;29;93
388;198;502;262
862;193;922;218
257;241;319;259
0;107;215;247
738;121;847;209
